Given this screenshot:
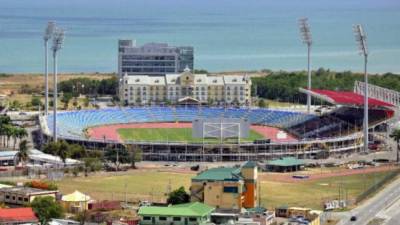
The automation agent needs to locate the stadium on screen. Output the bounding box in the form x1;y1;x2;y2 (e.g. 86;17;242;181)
39;81;399;162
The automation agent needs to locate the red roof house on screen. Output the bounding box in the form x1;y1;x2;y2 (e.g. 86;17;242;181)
0;207;38;224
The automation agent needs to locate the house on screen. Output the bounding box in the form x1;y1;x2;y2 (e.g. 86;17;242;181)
0;207;39;225
190;161;258;211
138;202;215;225
0;186;58;205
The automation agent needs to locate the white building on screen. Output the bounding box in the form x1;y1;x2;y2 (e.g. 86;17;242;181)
119;68;252;106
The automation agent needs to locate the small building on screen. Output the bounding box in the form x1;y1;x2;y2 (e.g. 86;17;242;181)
138;202;215;225
0;186;58;205
265;157;305;173
61;190;92;213
0;151;18;166
191;161;258;211
0;207;39;225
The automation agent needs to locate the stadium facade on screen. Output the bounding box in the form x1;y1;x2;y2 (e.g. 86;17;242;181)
118;40;193;76
119;68;252;105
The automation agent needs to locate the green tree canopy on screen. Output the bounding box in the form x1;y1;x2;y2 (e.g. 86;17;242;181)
167;186;190;205
31;196;64;225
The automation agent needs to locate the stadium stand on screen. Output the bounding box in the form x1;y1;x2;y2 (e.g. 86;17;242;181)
44;107;315;140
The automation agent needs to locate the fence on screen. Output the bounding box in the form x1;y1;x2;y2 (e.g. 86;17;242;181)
355;167;400;204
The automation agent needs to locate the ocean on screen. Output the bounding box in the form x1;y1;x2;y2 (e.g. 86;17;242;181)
0;0;399;73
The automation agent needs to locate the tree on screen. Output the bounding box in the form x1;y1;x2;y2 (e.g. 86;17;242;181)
125;145;142;169
390;129;400;163
61;93;73;109
83;157;103;176
31;196;64;225
258;99;267;108
167;186;190;205
43;141;70;166
31;96;42;108
17;140;29;166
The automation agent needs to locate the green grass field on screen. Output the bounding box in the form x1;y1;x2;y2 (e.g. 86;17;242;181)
56;170;393;210
117;128;265;143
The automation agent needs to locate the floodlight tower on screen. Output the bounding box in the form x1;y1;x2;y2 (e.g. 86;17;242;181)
353;24;369;153
43;21;56;115
298;18;313;113
51;27;65;142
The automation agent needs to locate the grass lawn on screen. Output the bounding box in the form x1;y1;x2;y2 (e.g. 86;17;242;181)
117;128;264;143
262;171;391;209
56;170;393;210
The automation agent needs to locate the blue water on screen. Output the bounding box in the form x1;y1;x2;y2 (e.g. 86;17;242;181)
0;0;399;73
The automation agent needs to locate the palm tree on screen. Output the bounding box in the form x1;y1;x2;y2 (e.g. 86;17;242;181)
58;141;69;167
390;129;400;163
14;127;28;149
17;140;29;166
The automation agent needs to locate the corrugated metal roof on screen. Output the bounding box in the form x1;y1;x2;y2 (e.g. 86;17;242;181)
266;157;305;167
0;208;38;222
138;202;214;217
192;167;242;181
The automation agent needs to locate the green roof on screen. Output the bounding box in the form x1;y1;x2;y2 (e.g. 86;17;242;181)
192;167;242;181
266;157;305;167
242;161;257;168
138;202;215;217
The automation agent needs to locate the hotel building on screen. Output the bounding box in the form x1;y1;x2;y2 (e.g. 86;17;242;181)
119;68;252;106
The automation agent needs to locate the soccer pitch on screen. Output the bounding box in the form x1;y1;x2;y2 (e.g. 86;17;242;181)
117;128;265;143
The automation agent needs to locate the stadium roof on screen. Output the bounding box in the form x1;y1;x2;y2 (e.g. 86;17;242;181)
138;202;215;217
299;88;394;109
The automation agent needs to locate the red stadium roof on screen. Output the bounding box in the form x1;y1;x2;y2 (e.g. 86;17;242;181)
0;208;38;223
299;88;394;108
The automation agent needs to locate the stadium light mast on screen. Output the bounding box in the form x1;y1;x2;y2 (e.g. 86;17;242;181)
353;24;369;153
43;21;56;115
51;27;65;142
298;17;313;113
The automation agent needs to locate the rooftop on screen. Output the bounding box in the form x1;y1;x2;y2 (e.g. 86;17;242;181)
0;207;38;222
138;202;215;217
266;157;305;167
192;167;242;181
0;186;58;195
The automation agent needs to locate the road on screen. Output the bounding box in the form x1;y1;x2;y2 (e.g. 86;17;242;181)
336;173;400;225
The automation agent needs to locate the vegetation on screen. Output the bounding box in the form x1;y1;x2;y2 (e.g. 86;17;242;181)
58;77;118;97
252;68;400;103
17;140;29;166
0;115;28;149
390;129;400;163
24;180;58;190
31;196;64;225
117;128;264;143
56;169;395;210
167;186;190;205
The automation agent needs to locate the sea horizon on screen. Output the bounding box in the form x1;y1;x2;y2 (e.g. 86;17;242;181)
0;0;399;74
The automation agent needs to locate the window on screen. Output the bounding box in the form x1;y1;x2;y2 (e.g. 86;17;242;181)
24;198;29;202
224;186;238;193
173;217;181;221
189;218;197;222
159;217;167;221
18;197;22;201
143;216;151;221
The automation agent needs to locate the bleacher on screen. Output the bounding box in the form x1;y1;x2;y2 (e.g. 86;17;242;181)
288;107;393;139
44;107;315;140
